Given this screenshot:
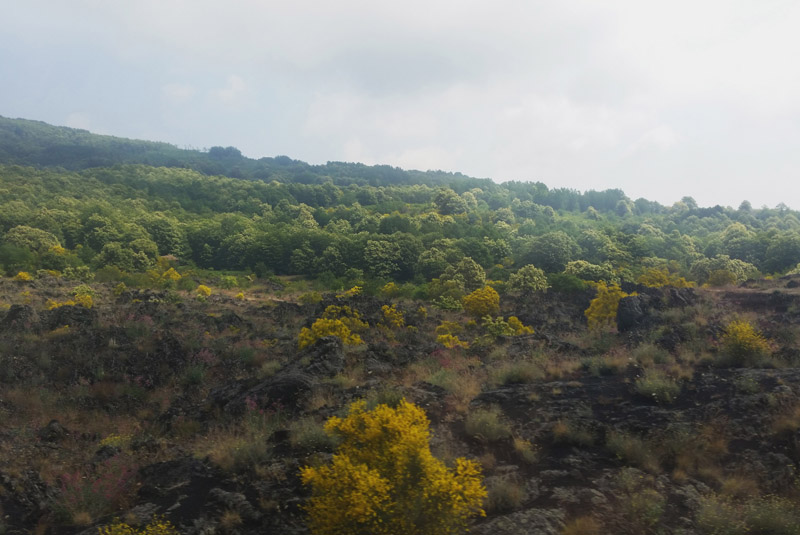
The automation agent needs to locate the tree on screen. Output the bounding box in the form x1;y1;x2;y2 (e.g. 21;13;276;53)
301;400;486;535
564;260;617;284
3;225;61;252
522;231;580;273
440;257;486;293
507;264;548;294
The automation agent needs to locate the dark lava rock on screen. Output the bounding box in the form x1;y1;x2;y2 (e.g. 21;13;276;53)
617;294;653;332
41;304;97;331
0;304;38;332
138;458;223;523
36;419;69;442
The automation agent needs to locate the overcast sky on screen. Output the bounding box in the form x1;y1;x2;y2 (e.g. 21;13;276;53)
3;1;800;209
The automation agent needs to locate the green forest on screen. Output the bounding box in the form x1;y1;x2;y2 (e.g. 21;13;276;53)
2;115;799;293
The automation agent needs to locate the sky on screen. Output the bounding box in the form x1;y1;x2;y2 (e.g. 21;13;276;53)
3;0;800;209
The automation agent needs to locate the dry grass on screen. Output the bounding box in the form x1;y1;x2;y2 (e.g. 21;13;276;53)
552;419;594;446
562;516;603;535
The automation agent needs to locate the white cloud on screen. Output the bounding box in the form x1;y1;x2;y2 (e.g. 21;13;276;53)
212;75;248;104
162;83;195;102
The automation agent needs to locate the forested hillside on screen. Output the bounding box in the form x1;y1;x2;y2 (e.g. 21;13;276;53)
2;115;799;293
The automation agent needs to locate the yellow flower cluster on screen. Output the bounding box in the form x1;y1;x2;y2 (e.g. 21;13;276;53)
14;271;33;282
437;333;470;349
721;320;772;366
584;281;635;331
462;286;500;318
336;285;362;298
99;433;132;449
298;306;368;349
507;316;534;335
196;284;212;297
380;304;405;329
46;294;94;310
98;516;177;535
301;400;486;535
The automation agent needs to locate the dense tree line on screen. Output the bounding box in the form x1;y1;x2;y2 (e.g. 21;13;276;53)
1;116;799;292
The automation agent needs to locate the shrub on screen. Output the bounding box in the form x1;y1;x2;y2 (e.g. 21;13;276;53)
696;494;800;535
381;304;405;328
552;420;594;446
52;455;137;525
301;400;486;535
485;476;527;513
13;271;33;282
437;333;469;349
299;291;323;304
634;369;681;404
584;281;635;331
298;305;368;349
465;406;512;441
298;318;363;349
462;286;500;318
196;284;212;298
98;516;178;535
547;273;587;293
606;431;660;473
719;320;772;367
289;417;338;452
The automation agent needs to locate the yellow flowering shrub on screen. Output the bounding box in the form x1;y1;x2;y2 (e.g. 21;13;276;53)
235;291;245;300
435;321;463;336
98;516;178;535
584;281;635;331
507;316;534;335
321;305;368;333
381;282;400;297
301;400;486;535
196;284;212;297
380;304;405;328
337;286;362;298
298;318;364;349
161;268;181;282
462;286;500;319
437;334;470;349
14;271;33;282
720;320;772;366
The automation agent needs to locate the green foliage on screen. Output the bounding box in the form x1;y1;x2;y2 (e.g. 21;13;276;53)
547;272;588;293
634;370;681;404
636;267;694;288
690;255;758;286
300;400;486;535
507;264;548;294
564;260;618;283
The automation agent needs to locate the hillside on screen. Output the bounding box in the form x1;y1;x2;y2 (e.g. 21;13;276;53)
1;117;800;534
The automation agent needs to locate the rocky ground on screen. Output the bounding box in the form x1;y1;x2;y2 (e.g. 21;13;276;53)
2;276;800;534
